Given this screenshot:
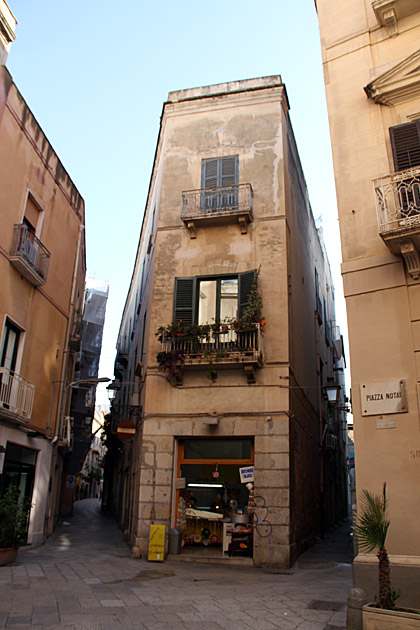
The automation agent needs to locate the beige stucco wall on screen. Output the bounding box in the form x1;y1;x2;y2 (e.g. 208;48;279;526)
317;0;420;597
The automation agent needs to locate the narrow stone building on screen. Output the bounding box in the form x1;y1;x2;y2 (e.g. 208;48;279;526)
107;76;348;567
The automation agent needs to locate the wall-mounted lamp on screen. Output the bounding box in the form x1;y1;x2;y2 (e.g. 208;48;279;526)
324;384;341;404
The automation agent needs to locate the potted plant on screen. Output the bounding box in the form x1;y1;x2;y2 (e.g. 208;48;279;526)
0;485;31;566
354;484;420;628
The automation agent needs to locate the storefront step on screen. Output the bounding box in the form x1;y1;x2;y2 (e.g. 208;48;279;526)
167;553;253;566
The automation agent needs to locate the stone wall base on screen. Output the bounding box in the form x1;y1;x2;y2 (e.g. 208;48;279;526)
353;560;420;609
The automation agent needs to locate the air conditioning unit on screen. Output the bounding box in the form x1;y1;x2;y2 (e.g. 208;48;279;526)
130;393;140;406
59;416;73;448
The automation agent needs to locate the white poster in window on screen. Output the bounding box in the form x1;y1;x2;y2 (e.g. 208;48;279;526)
239;466;254;483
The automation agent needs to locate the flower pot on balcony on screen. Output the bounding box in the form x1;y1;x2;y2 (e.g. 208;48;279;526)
362;603;420;629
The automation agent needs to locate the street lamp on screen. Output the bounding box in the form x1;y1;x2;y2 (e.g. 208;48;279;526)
324;384;341;404
68;377;111;389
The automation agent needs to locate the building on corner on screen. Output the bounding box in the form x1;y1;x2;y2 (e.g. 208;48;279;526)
316;0;420;608
106;76;348;567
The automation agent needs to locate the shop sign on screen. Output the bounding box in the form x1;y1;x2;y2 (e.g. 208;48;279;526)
239;466;254;483
148;524;165;562
116;420;136;441
360;380;407;416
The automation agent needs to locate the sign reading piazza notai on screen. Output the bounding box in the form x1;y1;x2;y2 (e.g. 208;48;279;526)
360;379;407;416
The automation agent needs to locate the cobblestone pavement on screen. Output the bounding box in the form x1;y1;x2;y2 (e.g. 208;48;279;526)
0;499;353;629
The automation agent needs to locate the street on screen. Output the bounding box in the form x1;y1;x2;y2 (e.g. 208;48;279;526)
0;499;352;629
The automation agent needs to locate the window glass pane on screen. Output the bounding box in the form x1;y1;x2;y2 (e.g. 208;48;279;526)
198;280;216;325
180;463;250;512
183;439;252;460
220;279;238;321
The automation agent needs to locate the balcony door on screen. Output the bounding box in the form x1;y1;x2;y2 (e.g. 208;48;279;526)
0;319;22;410
1;319;21;373
201;155;238;212
390;120;420;217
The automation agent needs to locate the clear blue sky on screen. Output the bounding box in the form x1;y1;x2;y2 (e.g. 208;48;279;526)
6;0;347;407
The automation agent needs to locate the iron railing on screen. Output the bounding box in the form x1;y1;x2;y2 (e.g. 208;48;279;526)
10;223;50;283
0;367;35;421
374;166;420;233
181;183;253;220
160;324;262;363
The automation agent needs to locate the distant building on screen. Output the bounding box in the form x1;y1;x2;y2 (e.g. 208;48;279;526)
77;407;106;501
106;76;348;567
0;4;85;544
317;0;420;607
60;282;108;514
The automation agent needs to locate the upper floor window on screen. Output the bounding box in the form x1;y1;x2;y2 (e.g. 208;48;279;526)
174;270;255;325
390;120;420;172
201;155;238;189
1;318;22;373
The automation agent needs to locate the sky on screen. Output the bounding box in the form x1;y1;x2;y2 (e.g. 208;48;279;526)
6;0;348;408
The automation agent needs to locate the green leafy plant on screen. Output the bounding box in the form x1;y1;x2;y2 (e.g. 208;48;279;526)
242;267;263;324
353;483;395;610
0;485;31;549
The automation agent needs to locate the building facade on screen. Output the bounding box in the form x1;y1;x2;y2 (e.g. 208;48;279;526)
108;76;348;567
316;0;420;607
0;31;86;543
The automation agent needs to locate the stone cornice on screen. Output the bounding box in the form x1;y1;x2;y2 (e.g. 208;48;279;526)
364;48;420;105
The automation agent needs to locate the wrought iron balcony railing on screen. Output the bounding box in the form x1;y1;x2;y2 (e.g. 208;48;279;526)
374;167;420;235
9;223;50;286
181;184;253;235
162;325;262;366
0;367;35;421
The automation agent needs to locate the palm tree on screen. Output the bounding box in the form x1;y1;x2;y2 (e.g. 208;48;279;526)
354;483;393;609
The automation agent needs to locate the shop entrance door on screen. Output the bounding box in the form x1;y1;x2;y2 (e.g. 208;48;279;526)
0;443;37;542
176;438;253;554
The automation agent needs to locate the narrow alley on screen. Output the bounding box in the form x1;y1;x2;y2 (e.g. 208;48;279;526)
0;498;352;629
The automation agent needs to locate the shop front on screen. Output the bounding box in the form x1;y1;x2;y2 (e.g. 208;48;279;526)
175;437;254;558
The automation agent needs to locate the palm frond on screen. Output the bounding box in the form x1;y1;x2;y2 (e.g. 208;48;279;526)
354;484;390;553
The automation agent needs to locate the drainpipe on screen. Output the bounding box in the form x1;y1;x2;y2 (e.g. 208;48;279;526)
54;224;85;440
315;312;325;536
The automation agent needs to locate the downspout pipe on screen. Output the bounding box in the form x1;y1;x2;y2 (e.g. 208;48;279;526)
54;224;85;441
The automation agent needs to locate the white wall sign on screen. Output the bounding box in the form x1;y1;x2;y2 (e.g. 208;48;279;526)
360;379;407;416
239;466;254;483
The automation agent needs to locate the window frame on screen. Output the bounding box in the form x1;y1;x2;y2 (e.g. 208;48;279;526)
173;270;256;325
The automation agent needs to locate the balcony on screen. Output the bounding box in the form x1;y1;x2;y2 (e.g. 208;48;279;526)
374;167;420;277
9;224;50;286
0;367;35;422
181;183;253;237
158;324;263;385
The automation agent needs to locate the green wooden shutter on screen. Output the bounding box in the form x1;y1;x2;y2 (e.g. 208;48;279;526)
390;121;420;171
238;270;256;317
173;278;196;324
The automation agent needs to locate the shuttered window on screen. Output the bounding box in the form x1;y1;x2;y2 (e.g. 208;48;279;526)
201;156;239;189
173;270;256;324
390;120;420;172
